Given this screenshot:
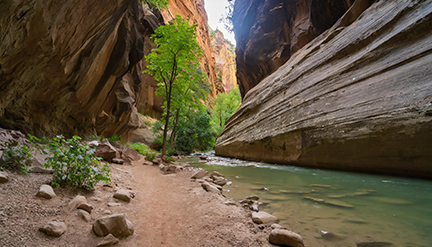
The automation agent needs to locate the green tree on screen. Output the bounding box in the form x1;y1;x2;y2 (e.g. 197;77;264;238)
140;0;168;10
145;15;203;157
211;87;241;135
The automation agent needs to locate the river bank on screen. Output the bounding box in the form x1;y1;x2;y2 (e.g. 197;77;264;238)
0;157;274;246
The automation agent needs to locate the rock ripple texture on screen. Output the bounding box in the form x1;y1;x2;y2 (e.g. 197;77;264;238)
216;0;432;179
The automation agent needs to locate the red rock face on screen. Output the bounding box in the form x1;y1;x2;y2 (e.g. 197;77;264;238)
210;31;237;93
216;0;432;178
232;0;375;98
0;0;146;137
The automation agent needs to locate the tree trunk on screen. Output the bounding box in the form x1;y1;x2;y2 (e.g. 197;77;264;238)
162;57;178;157
169;108;181;147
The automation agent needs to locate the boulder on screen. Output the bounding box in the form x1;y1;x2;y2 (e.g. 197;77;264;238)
39;221;67;237
93;214;134;238
77;209;91;222
152;158;162;165
68;195;87;211
112;158;124;164
121;147;141;163
199;156;208;160
113;189;133;203
191;170;208;179
0;171;8;183
269;229;304;247
36;185;56;199
271;224;284;229
209;171;223;178
213;176;228;186
97;233;120;247
143;160;153;166
77;202;94;214
247;195;259;201
201;181;221;193
95;141;120;162
251;211;279;224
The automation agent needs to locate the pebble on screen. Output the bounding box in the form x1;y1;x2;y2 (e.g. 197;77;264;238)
36;185;56;199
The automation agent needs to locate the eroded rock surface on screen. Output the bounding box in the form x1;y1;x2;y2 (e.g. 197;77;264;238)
217;1;432;178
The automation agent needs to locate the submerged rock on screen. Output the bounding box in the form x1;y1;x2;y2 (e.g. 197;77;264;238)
319;230;346;241
356;242;395;247
269;229;304;247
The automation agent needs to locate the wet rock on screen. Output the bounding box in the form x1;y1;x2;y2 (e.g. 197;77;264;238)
77;202;94;214
143;160;153;166
113;189;133;203
324;199;354;208
271;224;284;229
96;141;120;162
250;204;259;212
112;158;124;164
252;211;278;224
209;171;223;178
199;156;208;160
320;230;346;240
247;195;259;201
310;184;332;188
68;195;87;211
269;229;304;247
343;218;367;224
39;221;66;237
77;209;91;222
356;242;395;247
97;233;119;247
201;181;220;193
93;214;134;238
36;185;56;199
0;171;9;183
213;176;228;186
303;196;325;203
239;199;254;206
191;170;208;179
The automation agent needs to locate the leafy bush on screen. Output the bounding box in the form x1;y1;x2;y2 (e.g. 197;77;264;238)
88;135;102;141
127;143;157;161
1;143;32;174
107;134;121;144
44;135;110;190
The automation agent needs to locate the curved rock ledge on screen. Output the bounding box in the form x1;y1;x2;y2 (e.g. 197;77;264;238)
216;0;432;179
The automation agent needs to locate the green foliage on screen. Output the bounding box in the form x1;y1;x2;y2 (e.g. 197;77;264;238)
210;87;241;135
44;135;110;190
127;143;157;161
140;0;168;10
89;135;102;141
1;143;32;174
107;134;121;144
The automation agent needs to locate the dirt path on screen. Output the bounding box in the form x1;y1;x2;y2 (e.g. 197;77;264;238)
0;160;272;247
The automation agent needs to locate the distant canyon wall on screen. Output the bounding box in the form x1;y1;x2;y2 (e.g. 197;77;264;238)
210;30;237;93
0;0;146;137
216;0;432;178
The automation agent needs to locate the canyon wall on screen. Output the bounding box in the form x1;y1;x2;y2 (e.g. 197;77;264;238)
232;0;376;97
0;0;147;137
210;30;237;93
216;0;432;178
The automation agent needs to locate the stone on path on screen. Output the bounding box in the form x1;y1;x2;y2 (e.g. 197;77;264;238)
77;202;94;214
201;181;220;193
39;221;67;237
97;233;119;247
68;195;87;211
0;171;8;183
77;209;91;222
95;141;120;162
93;214;134;238
356;242;395;247
121;147;141;163
251;211;279;224
113;189;133;202
269;229;305;247
112;158;124;164
36;184;56;199
142;160;153;166
191;170;208;179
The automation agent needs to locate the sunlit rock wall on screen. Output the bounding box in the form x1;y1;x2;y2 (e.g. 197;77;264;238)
210;30;237;93
216;0;432;178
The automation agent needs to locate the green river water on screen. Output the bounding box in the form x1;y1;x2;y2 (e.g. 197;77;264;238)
180;155;432;247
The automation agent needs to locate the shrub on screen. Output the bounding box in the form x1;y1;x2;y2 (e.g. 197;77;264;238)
107;134;121;144
1;143;32;174
44;135;110;190
127;143;157;161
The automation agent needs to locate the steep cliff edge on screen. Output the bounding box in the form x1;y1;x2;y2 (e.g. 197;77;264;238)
210;30;237;93
216;0;432;178
0;0;146;137
233;0;375;97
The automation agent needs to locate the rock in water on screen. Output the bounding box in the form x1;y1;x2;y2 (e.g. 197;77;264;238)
251;211;279;224
113;189;133;202
0;171;9;183
356;242;395;247
269;229;304;247
39;221;66;237
201;181;221;193
36;185;56;199
93;214;134;238
216;0;432;179
97;233;120;247
191;170;208;179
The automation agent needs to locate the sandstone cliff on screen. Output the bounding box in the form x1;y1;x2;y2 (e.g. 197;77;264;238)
216;0;432;178
0;0;146;137
210;30;237;93
233;0;375;97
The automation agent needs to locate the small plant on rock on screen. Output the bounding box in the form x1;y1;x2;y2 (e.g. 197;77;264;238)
44;135;110;190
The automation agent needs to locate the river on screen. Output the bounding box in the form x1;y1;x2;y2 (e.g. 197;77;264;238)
181;154;432;247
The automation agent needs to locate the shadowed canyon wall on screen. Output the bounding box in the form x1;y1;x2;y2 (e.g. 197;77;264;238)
0;0;146;137
216;0;432;178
